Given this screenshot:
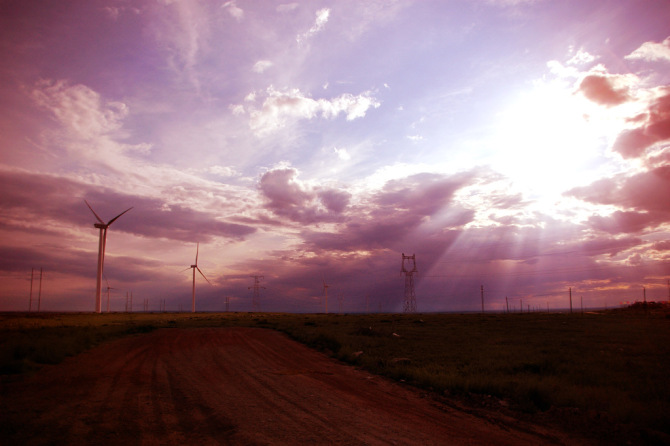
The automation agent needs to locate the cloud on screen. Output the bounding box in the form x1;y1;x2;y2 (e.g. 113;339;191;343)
567;48;596;66
206;165;239;177
0;168;256;242
32;80;128;140
651;240;670;251
318;189;351;213
587;211;666;235
301;172;477;253
611;88;670;158
259;167;350;224
30;79;153;163
252;60;273;73
578;74;630;106
333;147;351;161
238;86;380;135
277;3;299;13
625;36;670;63
485;0;541;7
567;165;670;233
297;8;330;44
568;166;670;212
150;0;211;90
222;1;244;21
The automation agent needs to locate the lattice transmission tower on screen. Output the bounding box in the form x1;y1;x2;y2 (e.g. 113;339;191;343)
401;253;417;313
249;275;265;312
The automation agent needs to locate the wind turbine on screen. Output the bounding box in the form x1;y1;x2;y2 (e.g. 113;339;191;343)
85;200;133;313
104;275;116;313
322;276;330;314
185;243;211;312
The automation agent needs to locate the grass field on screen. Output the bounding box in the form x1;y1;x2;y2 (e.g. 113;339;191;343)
2;309;669;439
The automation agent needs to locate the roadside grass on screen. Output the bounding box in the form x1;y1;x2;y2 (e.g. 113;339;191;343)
1;309;668;437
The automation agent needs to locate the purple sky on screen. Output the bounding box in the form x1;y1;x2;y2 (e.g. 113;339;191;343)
1;0;669;313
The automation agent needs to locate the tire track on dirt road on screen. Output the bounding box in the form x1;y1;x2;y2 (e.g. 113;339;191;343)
0;327;588;445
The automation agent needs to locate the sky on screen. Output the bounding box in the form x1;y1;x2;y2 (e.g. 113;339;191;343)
1;0;669;313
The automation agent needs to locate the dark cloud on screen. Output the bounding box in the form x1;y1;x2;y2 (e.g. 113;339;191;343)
301;172;476;253
612;89;670;158
567;166;670;233
318;189;351;213
651;240;670;251
0;169;256;242
579;74;630;106
587;211;666;234
372;172;470;217
566;165;670;214
578;236;644;256
112;200;255;242
259;167;350;224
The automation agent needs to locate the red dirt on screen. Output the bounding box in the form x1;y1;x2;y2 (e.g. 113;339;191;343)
0;327;591;445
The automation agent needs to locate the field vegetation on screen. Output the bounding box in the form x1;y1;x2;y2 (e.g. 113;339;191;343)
1;309;669;440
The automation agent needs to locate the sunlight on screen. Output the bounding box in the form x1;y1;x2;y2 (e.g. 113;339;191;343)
491;80;610;202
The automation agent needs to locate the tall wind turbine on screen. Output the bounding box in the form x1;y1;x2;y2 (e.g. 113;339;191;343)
85;200;132;313
186;243;211;312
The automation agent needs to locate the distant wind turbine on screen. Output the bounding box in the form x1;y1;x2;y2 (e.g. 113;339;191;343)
85;200;133;314
322;276;330;314
185;243;211;312
104;275;116;313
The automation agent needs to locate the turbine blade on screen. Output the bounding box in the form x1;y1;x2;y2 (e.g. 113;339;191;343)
195;242;199;265
197;267;212;285
180;266;192;273
85;200;105;224
107;207;133;226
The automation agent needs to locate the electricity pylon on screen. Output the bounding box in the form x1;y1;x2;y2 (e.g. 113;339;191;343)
401;253;417;313
249;275;265;312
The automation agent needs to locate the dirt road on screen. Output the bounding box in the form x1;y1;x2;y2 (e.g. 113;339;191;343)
0;327;585;445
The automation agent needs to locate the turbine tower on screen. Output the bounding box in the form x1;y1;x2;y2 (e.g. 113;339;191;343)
249;275;265;312
186;243;211;313
85;200;133;313
401;253;417;313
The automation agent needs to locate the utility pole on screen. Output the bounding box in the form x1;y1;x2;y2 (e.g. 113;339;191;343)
249;275;265;312
29;268;34;312
401;253;417;313
37;268;43;312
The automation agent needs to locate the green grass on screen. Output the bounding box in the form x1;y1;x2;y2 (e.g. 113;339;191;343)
2;309;669;437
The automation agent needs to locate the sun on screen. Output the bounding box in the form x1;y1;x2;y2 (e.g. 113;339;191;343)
490;79;611;202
